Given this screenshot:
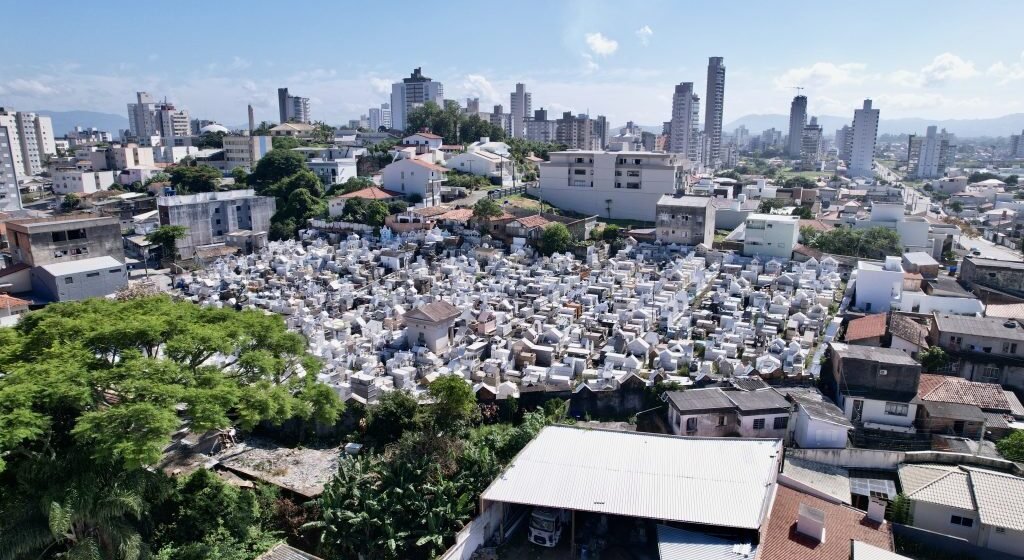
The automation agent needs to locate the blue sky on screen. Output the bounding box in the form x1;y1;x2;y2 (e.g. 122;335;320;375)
2;0;1023;127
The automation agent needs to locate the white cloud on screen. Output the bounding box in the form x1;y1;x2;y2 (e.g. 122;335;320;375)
774;62;868;89
919;53;977;85
582;53;599;73
987;51;1024;84
4;78;59;96
635;25;653;46
585;32;618;56
368;77;392;95
460;74;499;105
230;56;252;70
887;69;923;88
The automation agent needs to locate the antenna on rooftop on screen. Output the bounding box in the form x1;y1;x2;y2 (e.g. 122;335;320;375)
790;86;805;95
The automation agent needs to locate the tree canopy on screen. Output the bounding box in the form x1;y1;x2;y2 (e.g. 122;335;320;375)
0;297;341;559
997;431;1024;462
538;223;573;256
405;101;505;143
146;225;188;262
248;149;308;192
169;163;223;194
803;226;902;258
472;198;503;220
783;176;817;189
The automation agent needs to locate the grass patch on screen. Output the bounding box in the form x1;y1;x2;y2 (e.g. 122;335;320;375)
779;169;832;181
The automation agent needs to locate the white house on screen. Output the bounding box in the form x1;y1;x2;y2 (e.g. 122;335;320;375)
665;386;792;440
787;391;854;449
308;158;357;186
381;157;447;207
444;148;505;180
854;257;904;313
743;213;799;258
899;464;1024;557
402;132;443;151
52;169;116;195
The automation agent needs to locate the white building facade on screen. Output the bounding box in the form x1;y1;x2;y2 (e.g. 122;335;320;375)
52;169;116;195
849;99;879;178
742;213;799;258
669;82;701;163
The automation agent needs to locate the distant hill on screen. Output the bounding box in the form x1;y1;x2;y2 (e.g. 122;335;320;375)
32;110;129;136
724;113;1024;138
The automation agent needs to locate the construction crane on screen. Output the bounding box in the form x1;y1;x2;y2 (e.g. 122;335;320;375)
790;86;805;94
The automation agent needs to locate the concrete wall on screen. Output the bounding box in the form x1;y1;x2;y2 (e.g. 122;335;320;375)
911;501;980;543
792;407;849;449
31;263;127;302
439;499;503;560
982;525;1024;556
406;319;451;353
9;217;124;267
159;192;276;258
841;396;917;428
669;408;738;436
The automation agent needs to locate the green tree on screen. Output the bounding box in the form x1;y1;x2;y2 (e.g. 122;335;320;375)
807;226;901;259
919;346;949;372
328;176;375;196
715;170;742;182
169;164;222;193
1005;174;1018;185
784;176;817;189
365;390;420;448
61;193;82;211
269;136;302;150
791;206;814;219
538;223;572;256
948;201;964;216
311;121;334;144
996;431;1024;462
967;172;999;183
146;225;188;263
889;493;913;524
758;198;786;214
427;376;478;434
472;198;503;220
252;121;273;136
192;131;226;149
230;166;249;185
248;149;307;191
339;198;390;227
602;224;621;242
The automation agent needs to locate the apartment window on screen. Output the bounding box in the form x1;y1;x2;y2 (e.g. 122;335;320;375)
214;207;220;213
980;366;1000;383
752;418;766;430
626;182;641;190
1002;342;1018;354
950;335;962;346
884;402;909;416
950;516;973;528
615;170;622;176
573;180;588;188
626;170;640;177
86;272;100;278
717;416;726;426
573;169;586;175
67;229;87;240
685;418;697;432
64;277;73;284
108;269;121;274
51;231;68;242
575;157;585;163
995;527;1006;534
633;158;642;164
615;182;622;188
774;417;788;429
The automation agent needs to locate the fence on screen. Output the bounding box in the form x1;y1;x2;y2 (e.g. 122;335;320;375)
308;219;375;233
487;184;527;199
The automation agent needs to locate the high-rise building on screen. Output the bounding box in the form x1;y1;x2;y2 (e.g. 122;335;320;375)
669;82;701;163
465;98;480;115
733;125;749;150
490;105;511;137
127;92;190;141
703;57;726;168
800;117;823;170
277;88;310;124
786;95;808;157
593;115;608;150
849;99;879;178
908;126;944;179
509;83;532;139
835;125;853;162
0;125;22;211
938;136;957;172
390;68;444;132
0;108;56;176
555;112;593;150
1010;130;1024;158
525;108;556;143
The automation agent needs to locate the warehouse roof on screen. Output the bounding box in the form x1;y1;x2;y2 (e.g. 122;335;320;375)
655;525;754;560
480;425;781;530
39;256;124;277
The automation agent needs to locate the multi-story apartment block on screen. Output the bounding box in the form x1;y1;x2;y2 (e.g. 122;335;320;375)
0;126;21;211
489;105;512;138
786;95;807;157
931;314;1024;391
1011;130;1024;158
555;112;593;150
277;88;311;124
536;150;687;221
368;103;392;131
51;169;116;195
111;144;155;169
6;214;124;267
703;57;726;168
742;213;799;258
655;195;715;245
669;82;701;163
849;99;879;178
0;108;56;176
509;83;532;139
223;135;273;172
390;68;444;131
157;189;276;259
127;92;190;141
525;108;557;143
907;126;953;179
835;125;853;162
800;117;823;170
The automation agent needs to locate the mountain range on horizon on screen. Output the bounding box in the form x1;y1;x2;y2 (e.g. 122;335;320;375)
33;108;1024;140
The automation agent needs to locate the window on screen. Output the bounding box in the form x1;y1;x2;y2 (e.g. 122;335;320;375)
717;416;726;426
1003;342;1018;354
752;418;766;430
995;527;1006;534
626;182;641;189
685;418;697;432
575;157;584;163
885;402;909;416
214;207;220;213
774;417;788;429
109;269;121;274
980;366;1000;383
573;169;586;175
86;272;99;278
51;231;68;242
64;277;73;284
573;180;588;187
626;170;640;177
950;515;973;528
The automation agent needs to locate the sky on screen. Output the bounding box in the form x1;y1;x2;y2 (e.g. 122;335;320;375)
2;0;1024;129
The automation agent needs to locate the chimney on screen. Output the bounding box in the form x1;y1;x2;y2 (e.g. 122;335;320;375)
797;504;826;543
867;496;886;524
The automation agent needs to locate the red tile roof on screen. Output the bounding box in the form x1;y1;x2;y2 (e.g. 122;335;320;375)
918;373;1012;411
335;186;401;200
799;219;831;232
437;208;474;222
408;132;442;139
0;293;30;308
514;215;551;229
844;313;887;342
759;484;893;560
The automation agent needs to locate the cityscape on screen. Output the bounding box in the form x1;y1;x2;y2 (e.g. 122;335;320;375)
2;3;1024;560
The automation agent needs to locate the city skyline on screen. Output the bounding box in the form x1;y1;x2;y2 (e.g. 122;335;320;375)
2;1;1024;127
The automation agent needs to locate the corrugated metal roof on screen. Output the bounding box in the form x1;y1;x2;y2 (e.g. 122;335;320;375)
783;458;851;504
39;255;124;276
656;525;755;560
852;541;913;560
480;426;781;530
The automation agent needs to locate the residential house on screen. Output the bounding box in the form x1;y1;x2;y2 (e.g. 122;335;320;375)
914;373;1024;439
665;385;792;439
269;123;315;138
898;464;1024;556
930;314;1024;391
381;158;446;207
403;300;462;353
785;390;854;449
958;256;1024;304
328;186;401;218
825;343;921;431
655;195;716;246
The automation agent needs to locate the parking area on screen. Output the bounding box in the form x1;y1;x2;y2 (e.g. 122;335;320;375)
497;512;658;560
